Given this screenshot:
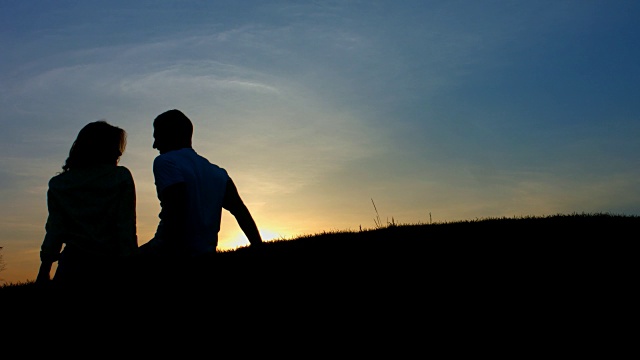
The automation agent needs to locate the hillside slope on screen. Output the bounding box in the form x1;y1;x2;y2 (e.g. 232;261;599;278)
1;213;635;300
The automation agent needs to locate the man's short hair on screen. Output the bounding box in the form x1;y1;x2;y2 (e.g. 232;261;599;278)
154;109;194;144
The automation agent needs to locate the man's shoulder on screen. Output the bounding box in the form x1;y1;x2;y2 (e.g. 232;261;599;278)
154;148;194;161
153;148;228;177
153;151;180;167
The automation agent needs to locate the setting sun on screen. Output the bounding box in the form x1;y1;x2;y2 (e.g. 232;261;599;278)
219;224;292;251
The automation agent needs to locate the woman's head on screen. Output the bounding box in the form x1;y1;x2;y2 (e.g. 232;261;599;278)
63;120;127;172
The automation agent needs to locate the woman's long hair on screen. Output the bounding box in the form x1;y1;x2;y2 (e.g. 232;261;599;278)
62;120;127;172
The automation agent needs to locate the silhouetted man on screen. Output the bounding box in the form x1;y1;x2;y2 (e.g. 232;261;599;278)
140;109;263;262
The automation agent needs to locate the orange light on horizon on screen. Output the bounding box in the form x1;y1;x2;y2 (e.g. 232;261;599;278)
218;227;292;251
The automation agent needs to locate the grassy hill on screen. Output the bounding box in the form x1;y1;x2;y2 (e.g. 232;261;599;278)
2;212;634;296
2;212;634;345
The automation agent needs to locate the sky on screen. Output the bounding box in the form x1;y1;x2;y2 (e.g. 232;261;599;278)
1;0;639;284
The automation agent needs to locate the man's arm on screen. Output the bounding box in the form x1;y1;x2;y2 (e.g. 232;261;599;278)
157;182;188;248
222;179;263;246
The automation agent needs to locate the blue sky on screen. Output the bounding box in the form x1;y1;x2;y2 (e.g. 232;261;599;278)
1;1;639;284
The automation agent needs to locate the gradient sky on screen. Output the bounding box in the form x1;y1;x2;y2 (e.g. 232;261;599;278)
1;1;639;284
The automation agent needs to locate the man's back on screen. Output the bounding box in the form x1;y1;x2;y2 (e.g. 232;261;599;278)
153;148;229;254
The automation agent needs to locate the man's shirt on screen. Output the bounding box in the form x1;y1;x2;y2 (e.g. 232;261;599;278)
152;148;230;255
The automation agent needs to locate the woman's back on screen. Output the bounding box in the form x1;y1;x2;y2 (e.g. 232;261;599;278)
44;164;137;258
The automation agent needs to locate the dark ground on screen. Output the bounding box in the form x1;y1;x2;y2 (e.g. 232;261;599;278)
1;213;634;325
1;213;634;354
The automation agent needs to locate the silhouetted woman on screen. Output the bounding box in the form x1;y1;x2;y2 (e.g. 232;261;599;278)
36;120;138;290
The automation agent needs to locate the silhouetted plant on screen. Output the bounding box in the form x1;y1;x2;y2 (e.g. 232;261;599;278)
0;247;5;272
372;198;383;229
371;198;395;229
0;246;6;283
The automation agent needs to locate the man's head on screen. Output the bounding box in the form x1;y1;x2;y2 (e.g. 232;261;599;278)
153;109;194;154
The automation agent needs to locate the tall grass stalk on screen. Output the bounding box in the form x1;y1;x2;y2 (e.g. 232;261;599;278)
371;198;395;229
371;198;382;229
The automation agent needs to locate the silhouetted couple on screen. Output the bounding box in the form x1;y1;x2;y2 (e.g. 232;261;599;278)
36;109;263;291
